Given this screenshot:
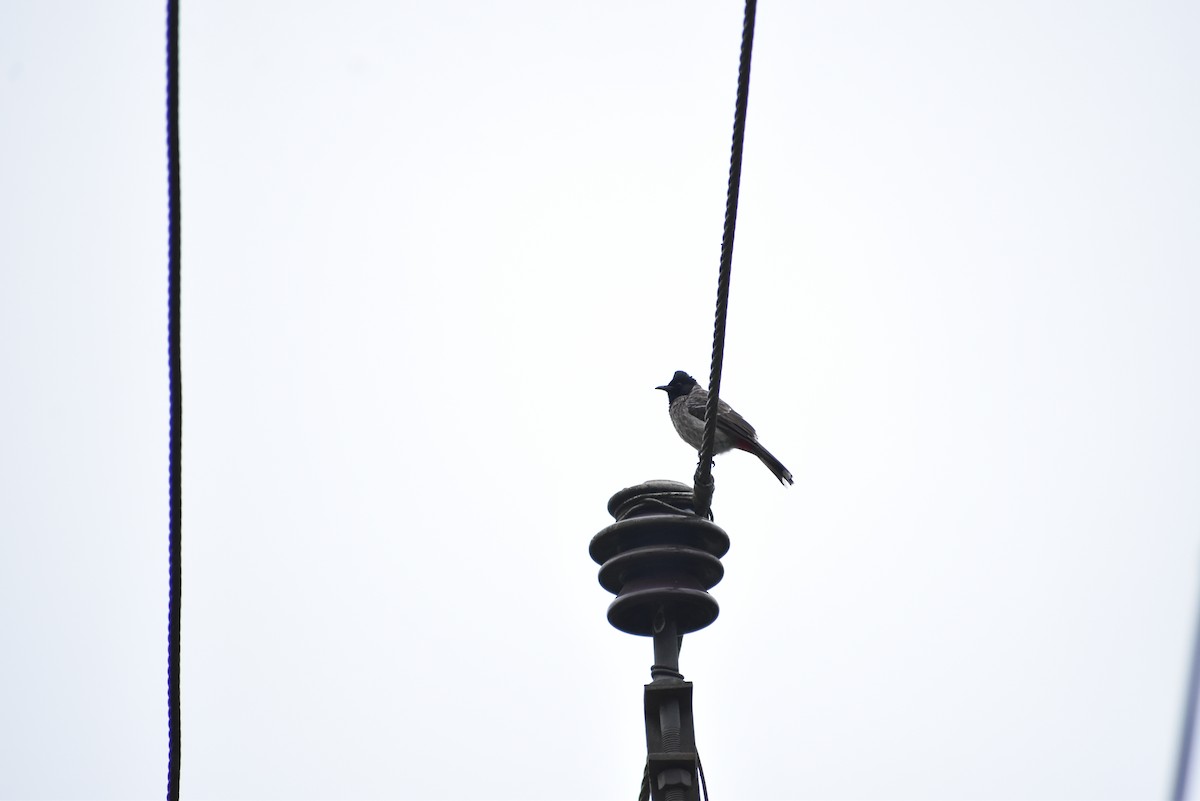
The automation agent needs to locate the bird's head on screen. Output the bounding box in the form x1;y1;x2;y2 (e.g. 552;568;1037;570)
656;371;699;402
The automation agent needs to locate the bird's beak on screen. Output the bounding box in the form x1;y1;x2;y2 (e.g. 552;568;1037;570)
655;384;668;392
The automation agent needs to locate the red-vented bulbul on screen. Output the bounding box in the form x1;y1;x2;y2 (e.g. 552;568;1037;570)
656;371;794;485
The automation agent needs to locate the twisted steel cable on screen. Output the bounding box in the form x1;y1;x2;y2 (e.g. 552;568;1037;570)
165;0;182;797
695;0;758;519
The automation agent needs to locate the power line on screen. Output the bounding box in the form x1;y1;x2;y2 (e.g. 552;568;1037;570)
1173;559;1200;801
694;0;758;519
165;0;182;798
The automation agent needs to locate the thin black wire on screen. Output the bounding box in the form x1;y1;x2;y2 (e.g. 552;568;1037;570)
166;0;182;798
694;0;758;519
1172;560;1200;801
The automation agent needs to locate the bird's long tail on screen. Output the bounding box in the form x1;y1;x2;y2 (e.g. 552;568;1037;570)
740;440;794;485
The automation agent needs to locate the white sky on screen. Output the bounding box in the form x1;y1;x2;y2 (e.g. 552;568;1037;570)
3;1;1200;799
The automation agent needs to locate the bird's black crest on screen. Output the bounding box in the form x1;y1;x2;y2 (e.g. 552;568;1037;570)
656;371;700;402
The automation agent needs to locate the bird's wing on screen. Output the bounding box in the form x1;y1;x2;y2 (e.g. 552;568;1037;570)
685;389;758;442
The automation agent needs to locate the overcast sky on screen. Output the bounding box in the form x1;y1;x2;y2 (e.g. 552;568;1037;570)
3;1;1200;799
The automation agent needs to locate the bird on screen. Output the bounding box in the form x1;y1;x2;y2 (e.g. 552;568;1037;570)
656;370;794;485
